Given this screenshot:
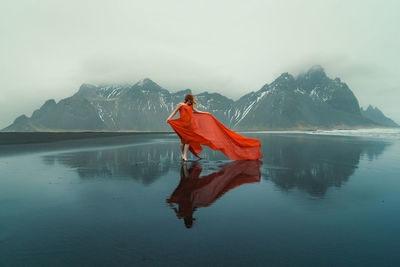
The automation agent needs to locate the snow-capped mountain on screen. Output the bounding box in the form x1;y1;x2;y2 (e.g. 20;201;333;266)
2;66;397;132
2;78;232;131
230;65;375;129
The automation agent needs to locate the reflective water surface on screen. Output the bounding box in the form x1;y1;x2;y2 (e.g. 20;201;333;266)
0;132;399;266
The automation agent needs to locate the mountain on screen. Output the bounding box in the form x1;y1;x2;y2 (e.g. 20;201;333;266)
2;78;233;132
230;65;375;129
2;66;396;132
361;105;399;127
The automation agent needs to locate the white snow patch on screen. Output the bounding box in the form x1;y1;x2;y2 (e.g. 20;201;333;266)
137;79;146;86
234;101;256;127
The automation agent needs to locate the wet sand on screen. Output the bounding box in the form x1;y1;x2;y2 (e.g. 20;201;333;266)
0;132;399;266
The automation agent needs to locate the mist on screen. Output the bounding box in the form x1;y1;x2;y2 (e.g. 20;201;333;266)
1;0;399;128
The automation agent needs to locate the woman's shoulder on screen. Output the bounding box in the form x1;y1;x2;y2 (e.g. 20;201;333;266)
177;102;188;107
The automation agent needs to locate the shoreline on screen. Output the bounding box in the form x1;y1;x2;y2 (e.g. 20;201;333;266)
0;128;398;146
0;125;398;134
0;131;174;145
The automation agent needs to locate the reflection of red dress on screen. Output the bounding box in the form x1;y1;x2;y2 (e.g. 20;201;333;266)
167;160;262;219
167;104;263;160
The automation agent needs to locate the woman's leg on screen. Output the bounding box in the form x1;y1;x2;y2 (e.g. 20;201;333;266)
180;143;184;159
182;144;189;161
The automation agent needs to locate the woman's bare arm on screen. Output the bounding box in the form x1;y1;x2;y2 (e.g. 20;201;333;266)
166;103;183;122
193;106;210;115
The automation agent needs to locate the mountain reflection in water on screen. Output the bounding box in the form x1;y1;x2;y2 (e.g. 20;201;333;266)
1;132;397;266
41;134;389;197
259;135;389;197
167;160;262;228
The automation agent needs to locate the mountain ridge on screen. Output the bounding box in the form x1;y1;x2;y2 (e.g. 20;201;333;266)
2;66;398;132
361;105;399;127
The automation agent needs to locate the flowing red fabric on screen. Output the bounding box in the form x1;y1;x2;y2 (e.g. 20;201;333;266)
167;160;262;219
167;104;263;160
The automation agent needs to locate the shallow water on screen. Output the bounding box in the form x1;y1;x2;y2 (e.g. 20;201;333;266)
0;131;399;266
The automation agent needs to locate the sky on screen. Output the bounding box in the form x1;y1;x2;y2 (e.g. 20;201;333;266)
0;0;399;128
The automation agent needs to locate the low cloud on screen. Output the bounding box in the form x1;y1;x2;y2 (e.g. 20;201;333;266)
1;0;399;127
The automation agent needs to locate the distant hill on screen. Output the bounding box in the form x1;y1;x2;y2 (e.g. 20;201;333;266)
2;66;396;132
361;105;399;127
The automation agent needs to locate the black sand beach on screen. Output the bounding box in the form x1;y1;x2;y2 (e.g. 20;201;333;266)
0;131;399;266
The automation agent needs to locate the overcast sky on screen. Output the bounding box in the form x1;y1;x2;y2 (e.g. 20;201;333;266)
1;0;399;128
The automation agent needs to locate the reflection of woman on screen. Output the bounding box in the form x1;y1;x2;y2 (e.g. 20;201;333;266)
167;160;262;228
166;94;263;161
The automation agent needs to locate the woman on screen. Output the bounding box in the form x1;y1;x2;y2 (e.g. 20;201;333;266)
167;160;262;228
166;94;262;161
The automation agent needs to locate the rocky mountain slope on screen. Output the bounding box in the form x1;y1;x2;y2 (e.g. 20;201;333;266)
361;105;399;127
2;66;397;132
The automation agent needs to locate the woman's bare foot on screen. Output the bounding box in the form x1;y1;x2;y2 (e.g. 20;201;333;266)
182;144;189;161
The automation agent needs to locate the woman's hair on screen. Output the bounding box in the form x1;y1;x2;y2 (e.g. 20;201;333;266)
184;216;194;228
184;94;198;105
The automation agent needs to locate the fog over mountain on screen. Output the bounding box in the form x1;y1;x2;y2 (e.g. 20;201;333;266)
2;66;397;132
1;0;399;128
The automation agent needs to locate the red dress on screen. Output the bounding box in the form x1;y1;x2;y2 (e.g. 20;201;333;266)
167;160;262;220
167;104;263;160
